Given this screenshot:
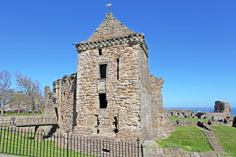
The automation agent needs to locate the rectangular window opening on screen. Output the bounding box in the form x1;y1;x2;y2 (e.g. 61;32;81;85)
100;64;107;79
99;93;107;108
117;58;119;80
73;90;76;100
99;49;102;55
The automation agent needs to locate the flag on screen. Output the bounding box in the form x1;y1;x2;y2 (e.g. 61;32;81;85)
106;3;112;7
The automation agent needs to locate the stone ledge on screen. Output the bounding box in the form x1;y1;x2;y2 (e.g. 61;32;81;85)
75;33;148;57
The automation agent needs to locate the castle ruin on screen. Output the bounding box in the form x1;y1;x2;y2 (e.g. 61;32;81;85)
50;12;173;141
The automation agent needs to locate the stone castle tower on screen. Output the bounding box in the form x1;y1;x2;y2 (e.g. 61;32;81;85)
51;12;173;141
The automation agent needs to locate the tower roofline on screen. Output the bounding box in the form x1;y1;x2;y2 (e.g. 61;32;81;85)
75;33;148;57
87;12;134;42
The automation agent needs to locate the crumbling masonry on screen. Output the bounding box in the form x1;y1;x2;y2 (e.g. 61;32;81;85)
50;12;173;141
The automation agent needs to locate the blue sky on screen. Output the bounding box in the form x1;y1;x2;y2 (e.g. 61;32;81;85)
0;0;235;108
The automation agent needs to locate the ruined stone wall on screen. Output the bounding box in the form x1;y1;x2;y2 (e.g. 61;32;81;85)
214;101;231;117
150;75;174;140
74;44;142;140
52;73;77;134
52;12;174;141
137;43;152;140
42;86;56;118
167;109;195;118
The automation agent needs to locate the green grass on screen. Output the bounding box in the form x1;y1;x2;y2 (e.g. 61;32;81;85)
157;126;212;152
168;117;209;123
0;129;92;157
0;112;42;116
213;126;236;156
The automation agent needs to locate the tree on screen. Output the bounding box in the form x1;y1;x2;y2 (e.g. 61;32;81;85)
15;73;43;114
0;70;12;114
10;91;27;113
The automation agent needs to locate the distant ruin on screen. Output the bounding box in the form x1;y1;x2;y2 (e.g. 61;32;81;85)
214;101;231;117
167;101;234;127
44;12;174;141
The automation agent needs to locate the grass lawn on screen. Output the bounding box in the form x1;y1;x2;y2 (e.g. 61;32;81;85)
0;112;42;116
213;126;236;156
157;126;212;152
168;117;208;123
0;128;92;157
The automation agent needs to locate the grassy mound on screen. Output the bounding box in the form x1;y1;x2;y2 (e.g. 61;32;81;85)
168;117;208;123
157;126;212;152
213;126;236;156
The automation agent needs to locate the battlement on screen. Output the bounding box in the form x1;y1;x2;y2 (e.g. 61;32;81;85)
75;33;148;56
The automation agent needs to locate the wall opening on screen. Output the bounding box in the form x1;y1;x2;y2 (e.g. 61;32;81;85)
63;92;65;100
95;115;100;134
100;64;107;79
117;58;119;80
99;93;107;108
73;90;76;100
54;107;58;120
99;49;102;55
113;116;119;134
72;89;77;127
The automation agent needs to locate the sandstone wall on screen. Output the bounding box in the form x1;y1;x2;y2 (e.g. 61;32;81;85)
214;101;231;117
42;86;56;118
167;109;195;118
51;12;173;141
52;73;77;134
150;75;174;140
74;44;142;140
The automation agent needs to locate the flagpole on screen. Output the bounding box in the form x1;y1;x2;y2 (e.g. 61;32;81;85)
106;3;112;12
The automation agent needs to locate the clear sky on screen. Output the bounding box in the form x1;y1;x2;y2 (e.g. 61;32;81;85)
0;0;235;108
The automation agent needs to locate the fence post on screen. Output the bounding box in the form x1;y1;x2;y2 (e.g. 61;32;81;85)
137;137;140;157
141;144;144;157
67;131;69;157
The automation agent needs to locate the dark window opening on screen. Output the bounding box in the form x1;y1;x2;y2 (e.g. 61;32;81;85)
113;116;119;134
95;115;100;134
72;90;77;127
117;59;119;80
99;49;102;55
73;90;76;100
99;93;107;108
100;64;107;79
95;115;100;126
54;107;58;119
102;149;110;153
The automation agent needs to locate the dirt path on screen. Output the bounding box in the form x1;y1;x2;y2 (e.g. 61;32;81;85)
203;129;224;152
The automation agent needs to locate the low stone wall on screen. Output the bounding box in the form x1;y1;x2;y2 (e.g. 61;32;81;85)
172;119;195;127
142;140;227;157
0;115;42;121
166;109;195;118
143;140;202;157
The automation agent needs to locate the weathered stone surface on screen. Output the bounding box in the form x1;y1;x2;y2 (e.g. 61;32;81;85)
42;86;57;118
214;101;231;117
196;112;207;119
143;140;160;156
167;109;195;118
35;127;44;142
52;73;77;134
197;121;212;131
173;119;195;127
233;117;236;127
51;12;173;142
88;12;133;42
